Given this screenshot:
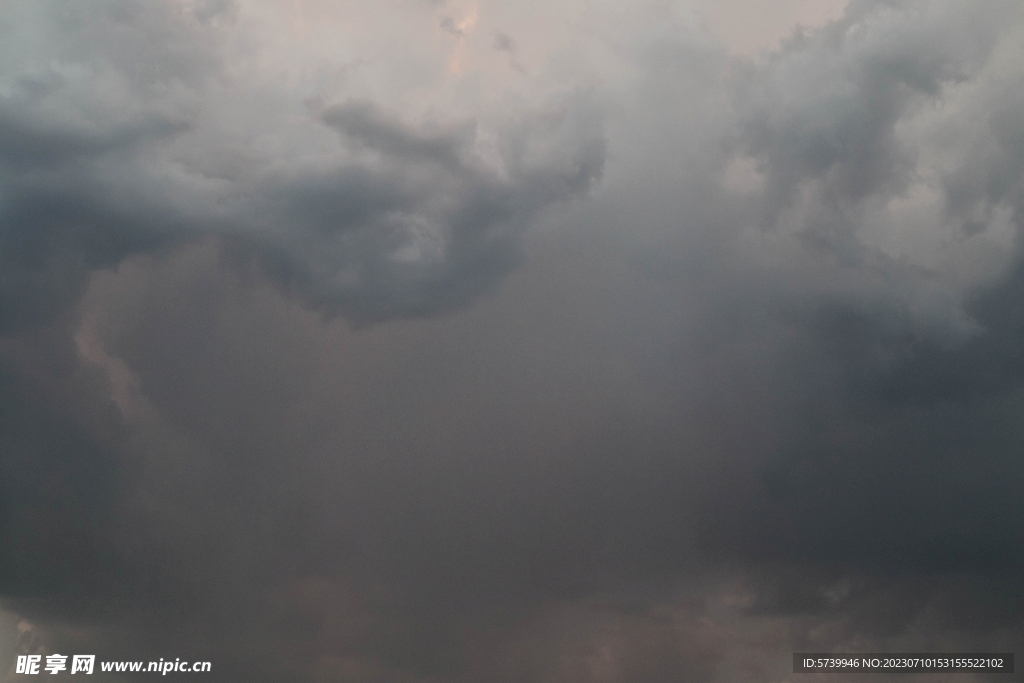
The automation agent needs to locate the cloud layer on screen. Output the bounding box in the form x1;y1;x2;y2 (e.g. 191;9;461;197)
2;0;1024;681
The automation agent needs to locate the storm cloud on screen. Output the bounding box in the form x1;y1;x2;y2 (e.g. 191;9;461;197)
2;0;1024;681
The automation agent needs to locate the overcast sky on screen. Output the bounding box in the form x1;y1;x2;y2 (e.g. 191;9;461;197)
1;1;1023;681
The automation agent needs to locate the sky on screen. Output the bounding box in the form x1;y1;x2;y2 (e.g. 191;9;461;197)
1;0;1023;681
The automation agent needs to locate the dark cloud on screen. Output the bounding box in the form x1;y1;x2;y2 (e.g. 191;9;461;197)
0;329;122;602
439;16;464;38
2;0;1024;681
258;95;605;322
0;1;605;331
493;31;515;54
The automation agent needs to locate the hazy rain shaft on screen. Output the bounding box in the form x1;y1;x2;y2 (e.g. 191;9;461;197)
1;0;1024;681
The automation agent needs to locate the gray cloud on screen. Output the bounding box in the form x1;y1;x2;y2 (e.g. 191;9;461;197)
258;94;605;322
2;0;1024;681
0;0;605;332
